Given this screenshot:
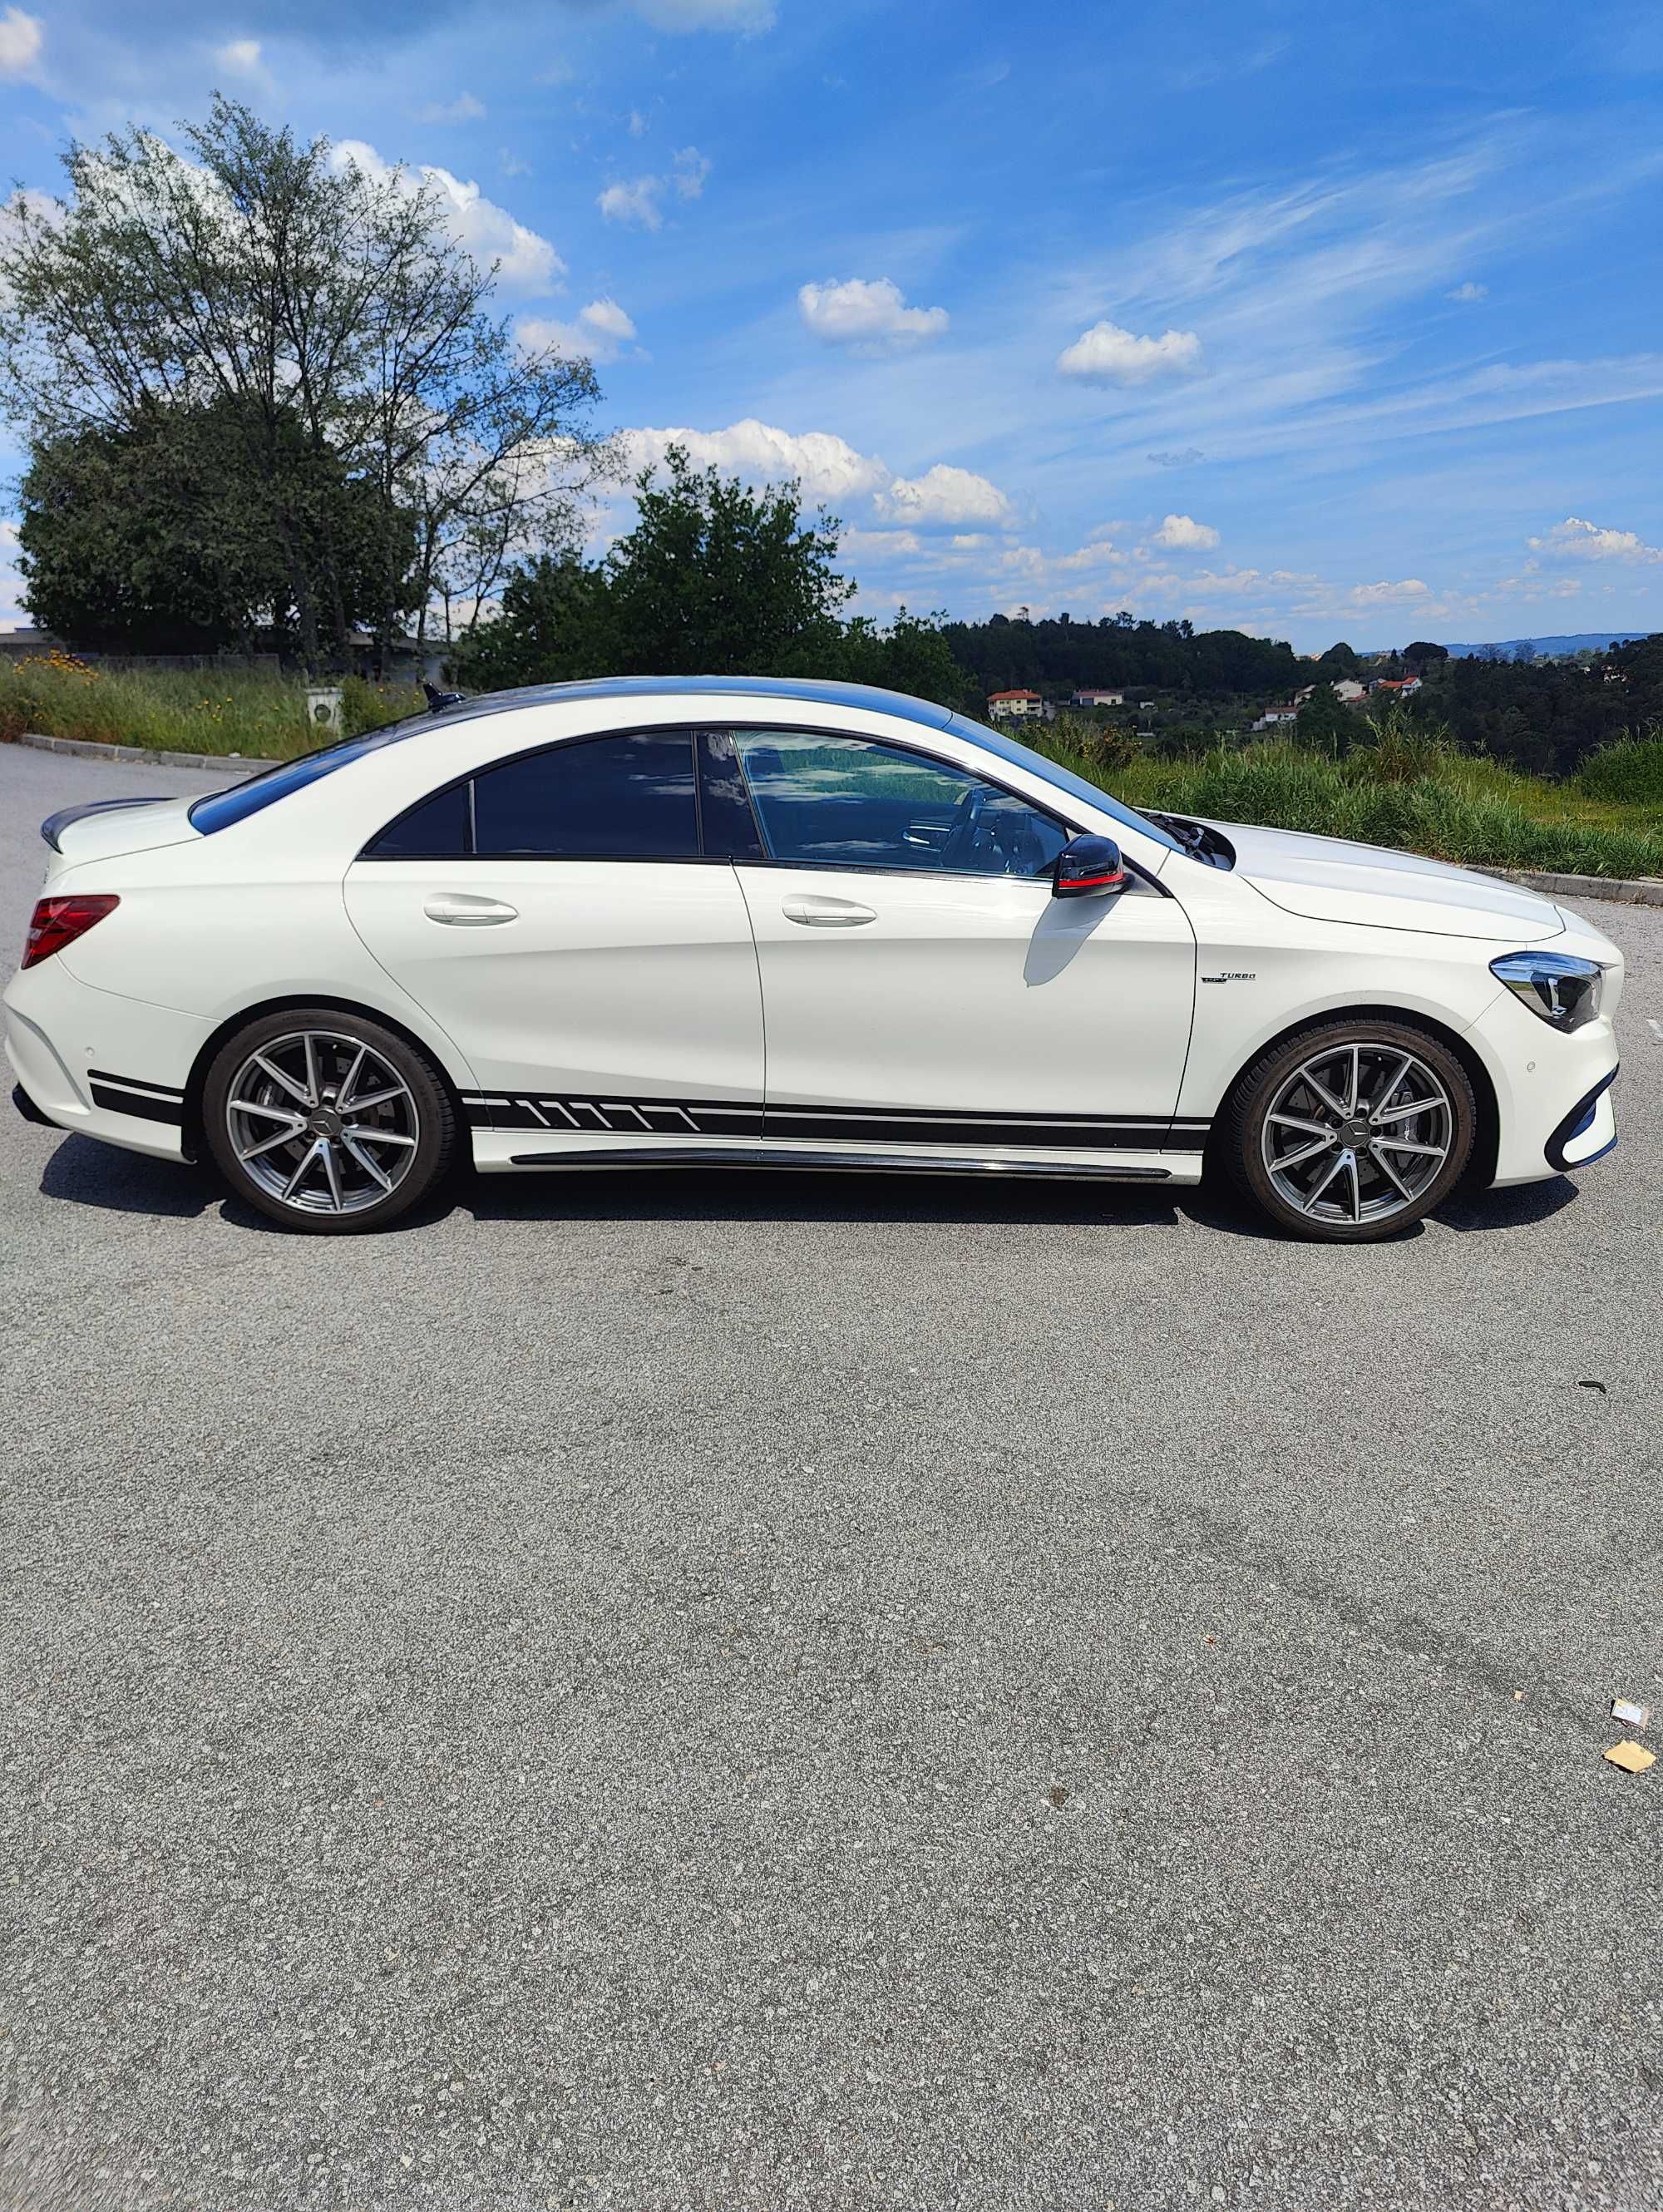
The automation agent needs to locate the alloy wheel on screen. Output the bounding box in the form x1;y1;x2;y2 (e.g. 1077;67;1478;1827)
1261;1040;1454;1227
225;1029;421;1217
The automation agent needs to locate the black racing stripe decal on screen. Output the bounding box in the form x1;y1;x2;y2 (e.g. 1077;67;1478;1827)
461;1090;1211;1153
86;1068;184;1101
89;1083;184;1126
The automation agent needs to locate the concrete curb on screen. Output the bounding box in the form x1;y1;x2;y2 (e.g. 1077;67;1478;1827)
10;728;1663;907
1481;866;1663;909
12;729;275;773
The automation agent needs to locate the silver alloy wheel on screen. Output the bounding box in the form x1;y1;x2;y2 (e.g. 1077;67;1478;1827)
225;1029;421;1217
1261;1039;1454;1226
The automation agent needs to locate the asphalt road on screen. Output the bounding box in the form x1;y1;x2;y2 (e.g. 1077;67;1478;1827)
2;740;1660;2212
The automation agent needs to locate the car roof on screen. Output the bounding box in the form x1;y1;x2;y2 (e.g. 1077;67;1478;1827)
422;675;958;734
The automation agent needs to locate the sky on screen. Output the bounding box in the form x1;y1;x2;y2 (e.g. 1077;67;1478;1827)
1;0;1661;651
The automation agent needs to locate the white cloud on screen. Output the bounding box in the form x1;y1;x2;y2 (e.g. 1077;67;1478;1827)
1346;578;1434;605
417;93;487;125
499;150;531;180
214;37;263;76
598;179;663;230
876;463;1009;527
1057;319;1203;385
1527;516;1663;564
619;420;890;507
628;110;649;138
1152;513;1219;551
521;296;639;363
1446;280;1488;302
797;277;949;349
672;146;710;200
0;6;41;75
333;141;562;292
599;151;708;230
633;0;773;25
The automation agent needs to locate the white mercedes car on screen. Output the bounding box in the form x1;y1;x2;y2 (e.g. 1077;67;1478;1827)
7;677;1622;1241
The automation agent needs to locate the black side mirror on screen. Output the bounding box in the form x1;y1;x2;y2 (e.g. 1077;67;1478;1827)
1052;832;1127;898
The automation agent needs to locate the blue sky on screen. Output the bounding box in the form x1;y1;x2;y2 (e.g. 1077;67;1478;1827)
2;0;1661;649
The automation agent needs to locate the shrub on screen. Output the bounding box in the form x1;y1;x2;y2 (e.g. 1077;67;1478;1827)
1577;734;1663;807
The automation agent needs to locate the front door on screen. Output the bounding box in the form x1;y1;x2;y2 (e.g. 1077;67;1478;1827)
343;728;763;1128
719;727;1197;1154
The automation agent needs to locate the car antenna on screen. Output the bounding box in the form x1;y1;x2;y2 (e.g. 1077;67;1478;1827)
422;680;466;713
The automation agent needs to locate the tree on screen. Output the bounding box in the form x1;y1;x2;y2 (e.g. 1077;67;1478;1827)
0;96;616;665
1318;640;1361;676
1295;681;1356;756
600;446;853;675
17;398;412;653
839;607;979;711
1403;639;1448;670
451;553;612;690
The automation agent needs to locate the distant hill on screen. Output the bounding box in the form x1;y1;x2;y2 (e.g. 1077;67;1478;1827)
1438;630;1655;659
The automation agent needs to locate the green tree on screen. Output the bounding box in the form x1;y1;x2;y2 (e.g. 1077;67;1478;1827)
839;607;978;710
1318;640;1361;676
600;446;852;675
17;399;412;654
1296;681;1357;756
0;96;615;666
452;554;613;690
1403;639;1448;671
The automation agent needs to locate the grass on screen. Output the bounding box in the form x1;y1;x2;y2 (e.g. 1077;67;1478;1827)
1032;716;1663;881
0;652;424;758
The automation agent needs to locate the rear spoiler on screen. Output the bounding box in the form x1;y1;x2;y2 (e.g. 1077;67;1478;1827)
41;796;171;853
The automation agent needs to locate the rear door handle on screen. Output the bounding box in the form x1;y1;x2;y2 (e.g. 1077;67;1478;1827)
424;892;520;926
782;895;877;927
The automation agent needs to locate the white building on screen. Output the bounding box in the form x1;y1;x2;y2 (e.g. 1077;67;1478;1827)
987;689;1044;721
1070;688;1125;707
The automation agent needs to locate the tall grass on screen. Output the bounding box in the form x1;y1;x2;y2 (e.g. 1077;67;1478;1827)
0;652;423;758
1032;724;1663;880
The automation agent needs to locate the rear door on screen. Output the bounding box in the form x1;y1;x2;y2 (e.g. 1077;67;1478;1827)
717;727;1198;1154
343;728;764;1132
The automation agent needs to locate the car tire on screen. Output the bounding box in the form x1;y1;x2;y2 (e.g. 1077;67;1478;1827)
1223;1017;1476;1242
201;1007;455;1234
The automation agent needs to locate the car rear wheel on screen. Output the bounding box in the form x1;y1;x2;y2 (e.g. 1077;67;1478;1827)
202;1009;454;1233
1224;1019;1476;1242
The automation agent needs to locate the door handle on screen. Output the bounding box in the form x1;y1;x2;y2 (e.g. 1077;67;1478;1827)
423;892;520;926
782;895;877;927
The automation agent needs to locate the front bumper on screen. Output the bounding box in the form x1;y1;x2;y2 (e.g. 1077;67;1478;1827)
1463;988;1621;1186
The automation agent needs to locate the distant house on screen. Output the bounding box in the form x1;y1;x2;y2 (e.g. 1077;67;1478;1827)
1251;704;1301;731
1368;675;1422;697
988;688;1044;721
1070;687;1125;707
1331;679;1367;703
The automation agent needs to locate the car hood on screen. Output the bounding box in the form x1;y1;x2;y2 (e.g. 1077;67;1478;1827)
1197;818;1566;941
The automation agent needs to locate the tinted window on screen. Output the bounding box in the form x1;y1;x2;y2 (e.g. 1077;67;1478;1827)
942;712;1185;855
364;781;471;859
472;733;698;858
729;730;1068;877
189;719;432;836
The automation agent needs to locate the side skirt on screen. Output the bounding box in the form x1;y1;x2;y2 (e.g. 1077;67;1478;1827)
506;1143;1172;1182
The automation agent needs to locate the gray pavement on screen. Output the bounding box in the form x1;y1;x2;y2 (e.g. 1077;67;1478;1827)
2;739;1660;2212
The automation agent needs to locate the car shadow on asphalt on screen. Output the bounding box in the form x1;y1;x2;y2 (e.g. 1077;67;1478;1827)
36;1132;1581;1242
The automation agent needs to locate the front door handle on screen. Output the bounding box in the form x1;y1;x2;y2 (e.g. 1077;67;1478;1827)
782;894;877;927
424;892;520;926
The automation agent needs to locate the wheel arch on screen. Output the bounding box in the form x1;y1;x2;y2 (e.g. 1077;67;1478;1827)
1204;1002;1500;1192
180;992;471;1162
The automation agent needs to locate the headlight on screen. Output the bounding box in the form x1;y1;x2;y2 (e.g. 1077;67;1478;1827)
1490;950;1605;1032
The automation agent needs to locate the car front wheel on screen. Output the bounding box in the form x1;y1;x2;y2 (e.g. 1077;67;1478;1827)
201;1009;455;1233
1224;1019;1477;1242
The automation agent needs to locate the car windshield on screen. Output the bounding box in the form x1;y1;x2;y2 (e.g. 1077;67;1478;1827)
942;712;1186;856
187;716;436;836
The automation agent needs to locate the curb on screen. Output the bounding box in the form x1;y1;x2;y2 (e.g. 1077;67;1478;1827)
12;729;278;773
9;729;1663;908
1482;866;1663;910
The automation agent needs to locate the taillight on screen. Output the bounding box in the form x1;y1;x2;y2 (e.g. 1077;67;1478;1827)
21;894;120;970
